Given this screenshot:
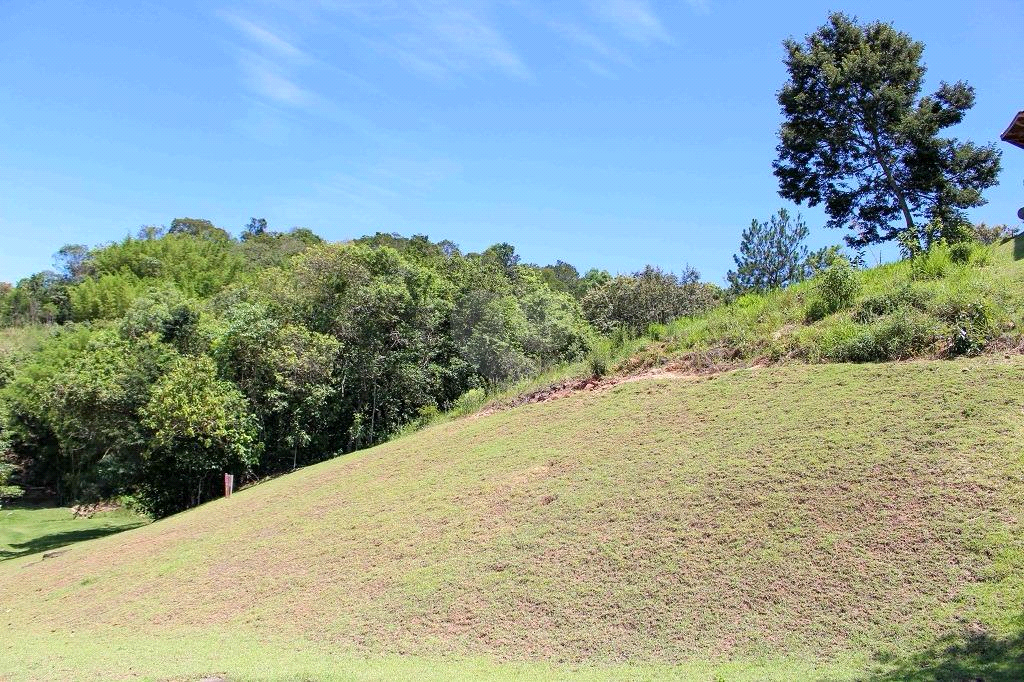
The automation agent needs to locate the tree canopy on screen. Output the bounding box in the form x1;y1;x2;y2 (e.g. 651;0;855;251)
774;13;1001;251
0;221;720;517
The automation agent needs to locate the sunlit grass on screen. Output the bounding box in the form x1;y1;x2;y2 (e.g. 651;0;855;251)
3;357;1024;680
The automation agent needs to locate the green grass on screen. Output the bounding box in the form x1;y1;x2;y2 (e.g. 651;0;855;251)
646;235;1024;368
0;505;149;561
0;324;55;356
2;356;1024;680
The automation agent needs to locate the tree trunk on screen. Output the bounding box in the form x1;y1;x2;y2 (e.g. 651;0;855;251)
868;128;916;242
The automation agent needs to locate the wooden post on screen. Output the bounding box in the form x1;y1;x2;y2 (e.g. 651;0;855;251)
224;473;234;498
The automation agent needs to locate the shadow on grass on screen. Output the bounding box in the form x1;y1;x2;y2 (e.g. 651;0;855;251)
0;522;148;561
1011;233;1024;261
862;629;1024;682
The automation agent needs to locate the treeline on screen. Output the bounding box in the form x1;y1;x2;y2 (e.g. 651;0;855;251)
0;221;720;516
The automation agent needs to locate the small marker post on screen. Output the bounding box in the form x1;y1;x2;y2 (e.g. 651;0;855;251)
224;473;234;498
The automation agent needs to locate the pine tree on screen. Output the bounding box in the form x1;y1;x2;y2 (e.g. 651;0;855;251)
727;209;809;294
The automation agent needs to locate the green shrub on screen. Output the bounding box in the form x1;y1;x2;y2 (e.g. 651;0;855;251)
853;284;926;323
610;326;631;350
911;243;953;280
588;350;610;378
828;308;938;362
935;296;998;356
948;241;974;264
803;297;831;323
451;388;487;416
415;404;439;428
804;260;860;322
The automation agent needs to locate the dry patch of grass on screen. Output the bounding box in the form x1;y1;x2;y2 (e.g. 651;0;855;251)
2;357;1024;680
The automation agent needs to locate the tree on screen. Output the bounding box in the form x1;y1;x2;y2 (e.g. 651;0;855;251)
774;13;1001;251
581;266;720;333
168;217;231;242
140;356;258;516
482;242;520;279
0;403;24;508
727;209;810;294
212;303;339;472
54;244;92;282
538;261;582;297
243;217;268;240
972;222;1016;246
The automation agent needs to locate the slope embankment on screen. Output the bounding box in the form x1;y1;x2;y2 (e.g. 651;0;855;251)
2;356;1024;680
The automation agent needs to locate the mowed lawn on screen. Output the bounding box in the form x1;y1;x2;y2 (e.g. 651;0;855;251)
1;505;148;562
2;357;1024;681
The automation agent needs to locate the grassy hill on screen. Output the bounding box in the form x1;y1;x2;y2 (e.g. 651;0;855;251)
3;354;1024;680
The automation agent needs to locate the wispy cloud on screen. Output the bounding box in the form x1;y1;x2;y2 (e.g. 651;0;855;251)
220;11;318;112
237;51;313;107
220;12;307;61
591;0;672;44
327;0;532;82
548;21;628;64
685;0;712;16
311;150;461;216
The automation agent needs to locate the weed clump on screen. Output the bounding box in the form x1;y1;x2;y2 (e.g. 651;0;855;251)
853;284;926;323
935;295;998;356
451;388;487;416
911;242;953;280
805;260;860;322
825;309;938;362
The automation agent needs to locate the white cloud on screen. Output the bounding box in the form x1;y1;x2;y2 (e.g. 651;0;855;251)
220;12;322;115
238;52;313;107
324;0;532;82
220;12;307;60
591;0;672;44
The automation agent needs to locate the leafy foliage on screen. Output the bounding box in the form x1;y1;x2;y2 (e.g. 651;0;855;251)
581;266;721;333
774;13;1001;250
140;356;259;517
5;224;723;516
973;223;1016;246
804;259;861;322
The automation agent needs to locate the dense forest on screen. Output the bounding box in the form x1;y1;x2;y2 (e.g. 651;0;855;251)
0;220;721;516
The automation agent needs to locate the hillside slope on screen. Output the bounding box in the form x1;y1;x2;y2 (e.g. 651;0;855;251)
3;357;1024;680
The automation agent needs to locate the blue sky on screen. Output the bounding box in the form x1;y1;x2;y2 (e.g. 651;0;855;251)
2;0;1022;285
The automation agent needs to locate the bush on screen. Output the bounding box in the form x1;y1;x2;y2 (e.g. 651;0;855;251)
803;297;831;324
451;388;487;416
804;260;860;322
609;325;631;350
947;240;991;267
827;308;938;362
853;284;926;323
415;404;439;428
935;296;998;356
588;354;608;378
948;241;974;264
911;243;952;280
581;266;721;333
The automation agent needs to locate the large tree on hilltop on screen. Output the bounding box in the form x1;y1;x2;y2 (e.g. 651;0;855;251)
774;13;1001;251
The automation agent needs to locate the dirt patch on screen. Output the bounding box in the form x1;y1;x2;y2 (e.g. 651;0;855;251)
475;357;746;418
